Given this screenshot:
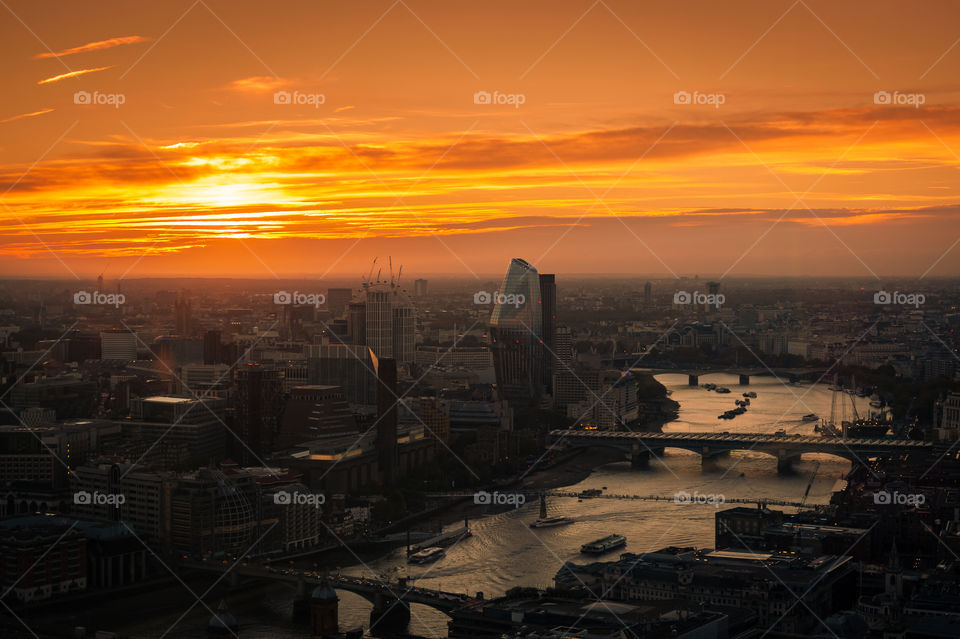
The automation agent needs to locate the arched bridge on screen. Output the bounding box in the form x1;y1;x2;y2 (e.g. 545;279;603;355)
549;429;935;473
181;561;476;614
630;366;828;386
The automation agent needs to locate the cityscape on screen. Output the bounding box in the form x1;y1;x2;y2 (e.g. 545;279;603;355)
2;2;960;639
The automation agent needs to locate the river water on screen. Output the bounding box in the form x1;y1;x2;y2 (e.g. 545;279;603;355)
121;374;860;638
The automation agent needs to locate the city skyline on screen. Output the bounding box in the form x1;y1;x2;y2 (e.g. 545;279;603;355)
2;1;960;277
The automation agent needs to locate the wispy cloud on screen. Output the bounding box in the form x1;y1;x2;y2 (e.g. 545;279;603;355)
0;108;54;124
34;36;151;60
37;66;113;85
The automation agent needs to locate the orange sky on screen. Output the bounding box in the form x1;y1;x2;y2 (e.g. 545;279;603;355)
1;0;959;279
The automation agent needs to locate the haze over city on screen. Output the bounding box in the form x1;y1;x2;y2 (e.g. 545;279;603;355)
2;3;960;639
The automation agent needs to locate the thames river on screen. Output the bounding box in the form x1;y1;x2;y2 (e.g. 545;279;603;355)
120;373;860;638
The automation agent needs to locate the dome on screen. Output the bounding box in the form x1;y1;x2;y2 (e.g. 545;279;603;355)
311;583;338;601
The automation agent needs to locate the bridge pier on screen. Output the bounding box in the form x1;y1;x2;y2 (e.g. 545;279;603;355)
701;449;730;468
688;374;699;386
370;592;410;634
777;451;801;474
739;374;750;386
631;448;649;470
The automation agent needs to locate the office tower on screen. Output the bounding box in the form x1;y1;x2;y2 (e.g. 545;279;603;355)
375;357;398;484
644;281;652;305
489;258;543;406
392;304;415;363
539;273;557;391
96;273;104;292
346;272;416;364
414;278;428;297
366;289;393;358
348;302;366;345
235;365;285;463
325;287;354;318
175;293;191;335
555;326;573;370
100;329;138;361
203;330;222;365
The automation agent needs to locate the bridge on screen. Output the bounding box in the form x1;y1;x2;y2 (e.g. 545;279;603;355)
181;561;477;629
549;429;935;473
630;366;828;386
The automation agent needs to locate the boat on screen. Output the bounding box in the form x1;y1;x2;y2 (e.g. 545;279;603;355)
869;400;884;408
802;414;818;422
703;383;717;391
408;547;446;564
531;493;573;528
531;516;573;528
579;489;602;498
743;391;757;398
581;534;627;554
715;387;731;394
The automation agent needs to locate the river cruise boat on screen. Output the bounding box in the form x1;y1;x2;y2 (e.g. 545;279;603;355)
580;534;626;554
408;547;446;564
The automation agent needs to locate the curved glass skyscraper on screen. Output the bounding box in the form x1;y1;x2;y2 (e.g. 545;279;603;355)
489;258;543;405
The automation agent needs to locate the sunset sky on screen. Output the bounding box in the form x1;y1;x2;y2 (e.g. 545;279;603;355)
2;0;959;279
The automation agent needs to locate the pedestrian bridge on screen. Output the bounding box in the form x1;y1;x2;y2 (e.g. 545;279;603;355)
549;429;934;472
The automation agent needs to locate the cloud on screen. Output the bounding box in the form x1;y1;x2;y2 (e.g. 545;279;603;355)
37;66;113;85
0;108;54;124
227;75;289;93
34;36;151;60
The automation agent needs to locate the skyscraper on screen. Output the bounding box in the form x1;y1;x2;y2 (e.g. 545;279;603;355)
175;293;191;335
414;278;428;297
346;275;415;364
539;273;557;391
644;281;652;306
489;258;543;406
235;365;284;463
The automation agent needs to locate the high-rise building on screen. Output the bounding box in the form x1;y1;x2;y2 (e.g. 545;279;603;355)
555;326;573;370
235;365;285;463
100;329;138;361
345;276;416;364
644;281;652;305
203;330;222;365
175;293;191;335
489;258;543;406
414;279;428;297
419;397;450;452
539;273;557;391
